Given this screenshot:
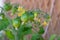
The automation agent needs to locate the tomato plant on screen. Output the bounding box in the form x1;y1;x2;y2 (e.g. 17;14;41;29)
0;2;51;40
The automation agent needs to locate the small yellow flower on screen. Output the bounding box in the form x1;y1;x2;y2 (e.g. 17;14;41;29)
17;13;22;16
18;6;23;11
17;6;25;16
42;21;47;26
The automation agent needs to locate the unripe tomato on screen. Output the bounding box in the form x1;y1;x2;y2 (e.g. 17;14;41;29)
21;13;28;22
12;18;20;28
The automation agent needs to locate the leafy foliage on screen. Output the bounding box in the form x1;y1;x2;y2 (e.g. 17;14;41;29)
0;2;51;40
31;34;44;40
17;23;32;40
0;13;9;31
38;25;45;34
3;2;12;11
5;29;15;40
49;34;56;40
11;4;19;15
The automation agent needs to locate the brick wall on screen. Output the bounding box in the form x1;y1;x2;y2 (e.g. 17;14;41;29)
6;0;52;12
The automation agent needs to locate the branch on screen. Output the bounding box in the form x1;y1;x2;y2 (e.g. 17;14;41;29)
43;0;55;37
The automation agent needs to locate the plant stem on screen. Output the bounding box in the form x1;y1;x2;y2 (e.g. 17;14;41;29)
15;33;18;40
11;28;24;40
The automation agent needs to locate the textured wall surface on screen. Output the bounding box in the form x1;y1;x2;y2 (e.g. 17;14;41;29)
5;0;60;40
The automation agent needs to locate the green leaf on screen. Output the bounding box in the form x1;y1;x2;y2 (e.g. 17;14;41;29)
23;23;32;35
28;11;34;21
38;26;45;34
17;23;32;40
12;4;19;14
49;34;56;40
31;34;39;40
29;14;34;21
0;14;9;31
4;2;12;11
31;34;44;40
39;36;44;40
5;30;15;40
